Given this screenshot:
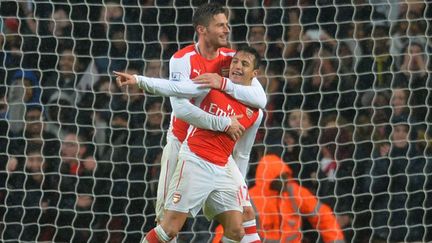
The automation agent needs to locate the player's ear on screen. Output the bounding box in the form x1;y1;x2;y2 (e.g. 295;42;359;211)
196;25;206;35
252;69;259;77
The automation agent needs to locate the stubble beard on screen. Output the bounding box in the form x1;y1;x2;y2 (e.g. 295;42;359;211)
211;35;229;48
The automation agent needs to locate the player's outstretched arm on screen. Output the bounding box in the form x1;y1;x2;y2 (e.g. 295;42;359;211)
114;71;137;86
114;71;202;99
115;71;246;139
193;74;267;109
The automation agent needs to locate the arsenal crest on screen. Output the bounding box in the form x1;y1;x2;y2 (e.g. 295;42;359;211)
173;193;182;204
246;108;253;119
221;68;230;77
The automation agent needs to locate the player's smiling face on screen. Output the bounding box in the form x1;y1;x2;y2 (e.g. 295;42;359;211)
229;51;258;85
204;13;230;48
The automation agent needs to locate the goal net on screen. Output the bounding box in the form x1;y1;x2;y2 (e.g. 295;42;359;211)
1;0;431;242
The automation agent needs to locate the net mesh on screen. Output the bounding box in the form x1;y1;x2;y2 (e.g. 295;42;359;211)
1;0;431;242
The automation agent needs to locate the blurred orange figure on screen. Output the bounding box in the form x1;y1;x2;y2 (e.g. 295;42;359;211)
213;154;344;243
251;154;345;243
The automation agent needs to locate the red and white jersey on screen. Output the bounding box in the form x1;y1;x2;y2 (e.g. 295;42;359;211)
186;89;261;166
136;75;264;172
136;45;266;174
168;44;235;142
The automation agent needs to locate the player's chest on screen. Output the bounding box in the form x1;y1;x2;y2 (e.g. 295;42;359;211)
189;56;231;78
200;90;258;126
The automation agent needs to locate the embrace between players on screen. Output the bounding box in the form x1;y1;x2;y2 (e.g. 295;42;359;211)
115;3;266;243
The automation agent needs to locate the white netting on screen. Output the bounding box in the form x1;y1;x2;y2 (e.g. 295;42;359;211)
0;0;431;242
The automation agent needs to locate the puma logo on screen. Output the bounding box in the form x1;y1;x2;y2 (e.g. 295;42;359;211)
193;69;201;76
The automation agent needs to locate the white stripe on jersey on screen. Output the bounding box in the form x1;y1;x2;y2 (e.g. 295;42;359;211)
220;50;236;57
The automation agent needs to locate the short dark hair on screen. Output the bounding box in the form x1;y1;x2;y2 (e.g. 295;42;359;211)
192;3;227;30
236;45;261;69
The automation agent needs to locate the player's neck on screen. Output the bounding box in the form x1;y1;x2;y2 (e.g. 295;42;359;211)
195;42;219;60
245;80;252;86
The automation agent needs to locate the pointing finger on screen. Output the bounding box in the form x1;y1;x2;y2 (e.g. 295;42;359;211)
113;71;128;78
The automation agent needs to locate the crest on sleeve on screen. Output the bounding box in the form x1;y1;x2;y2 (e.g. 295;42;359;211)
171;72;181;81
173;193;182;204
246;108;253;119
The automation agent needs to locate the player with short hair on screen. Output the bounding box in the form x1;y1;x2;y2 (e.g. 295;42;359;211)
119;3;265;242
115;45;263;243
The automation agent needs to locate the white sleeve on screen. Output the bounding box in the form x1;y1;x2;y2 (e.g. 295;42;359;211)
170;97;231;131
232;109;263;177
168;56;231;132
135;75;204;98
223;77;267;109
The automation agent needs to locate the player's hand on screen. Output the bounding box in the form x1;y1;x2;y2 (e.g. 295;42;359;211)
226;115;245;141
114;71;137;87
192;73;223;89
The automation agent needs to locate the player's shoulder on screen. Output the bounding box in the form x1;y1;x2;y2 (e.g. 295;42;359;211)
219;47;236;57
173;44;197;59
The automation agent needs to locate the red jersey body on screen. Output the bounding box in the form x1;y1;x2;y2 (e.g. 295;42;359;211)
186;90;259;166
169;44;235;142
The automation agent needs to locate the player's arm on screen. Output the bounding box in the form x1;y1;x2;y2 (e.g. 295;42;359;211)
136;75;205;98
232;109;263;177
114;71;204;98
224;77;267;109
166;57;236;133
172;97;244;140
193;74;267;109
